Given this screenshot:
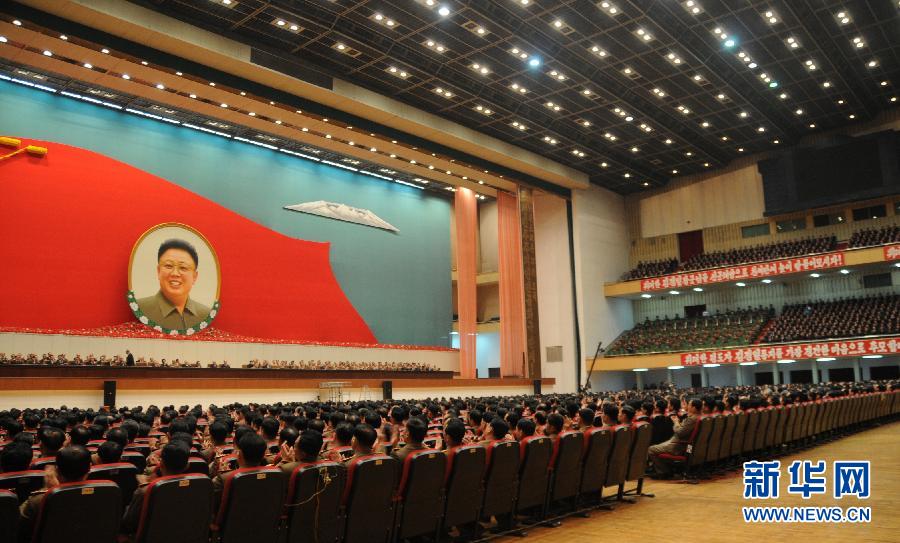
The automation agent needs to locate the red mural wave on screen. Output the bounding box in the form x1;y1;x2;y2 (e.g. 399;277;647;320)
0;138;376;344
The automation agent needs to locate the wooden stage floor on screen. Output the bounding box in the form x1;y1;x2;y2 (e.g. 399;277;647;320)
497;421;900;543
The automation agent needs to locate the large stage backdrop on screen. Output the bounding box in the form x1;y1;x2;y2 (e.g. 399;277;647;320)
0;80;453;346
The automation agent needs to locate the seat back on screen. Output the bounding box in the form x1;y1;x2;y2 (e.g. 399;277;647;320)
717;413;736;460
705;415;724;462
33;481;122;543
185;457;210;475
754;409;770;451
214;467;285;543
550;431;584;501
687;416;714;467
122;451;147;472
480;440;520;519
285;462;345;543
395;450;446;540
765;407;781;448
729;411;748;457
135;475;212;543
626;422;653;481
604;425;633;487
30;457;56;470
0;470;45;503
342;455;399;543
579;428;612;494
0;489;17;543
515;436;552;512
741;409;759;453
88;462;139;507
125;444;151;457
442;445;485;528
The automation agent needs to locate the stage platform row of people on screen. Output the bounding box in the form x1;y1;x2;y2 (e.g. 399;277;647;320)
0;353;442;373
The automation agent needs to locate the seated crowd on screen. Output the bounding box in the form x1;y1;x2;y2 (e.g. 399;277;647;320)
245;359;440;372
0;380;895;542
606;307;773;356
621;258;678;281
0;354;440;372
763;294;900;344
679;235;837;272
848;224;900;248
622;233;848;280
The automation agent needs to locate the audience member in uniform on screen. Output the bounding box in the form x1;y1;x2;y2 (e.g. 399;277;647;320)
391;417;427;463
120;442;190;537
19;445;92;542
1;441;33;473
647;398;701;478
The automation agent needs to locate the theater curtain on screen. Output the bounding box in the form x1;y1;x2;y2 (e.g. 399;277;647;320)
497;190;527;377
454;188;478;379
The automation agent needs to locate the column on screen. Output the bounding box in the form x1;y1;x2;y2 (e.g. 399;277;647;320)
700;367;709;387
635;371;644;390
852;358;861;382
454;188;478;379
497;191;526;377
518;186;542;378
666;368;674;386
811;360;820;384
772;362;781;385
821;365;830;383
736;365;743;386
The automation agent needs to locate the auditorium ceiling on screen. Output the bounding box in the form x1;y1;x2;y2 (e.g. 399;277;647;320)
115;0;900;194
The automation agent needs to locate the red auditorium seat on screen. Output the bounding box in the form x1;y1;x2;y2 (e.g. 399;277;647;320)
547;431;584;511
32;481;122;543
122;450;147;472
283;461;345;543
30;456;56;470
621;421;653;499
603;425;633;489
133;474;212;543
479;440;520;525
0;470;45;503
393;450;446;541
87;462;139;507
185;457;210;475
212;466;285;543
515;436;552;516
741;409;759;456
441;445;485;534
0;489;18;543
578;427;612;502
655;415;707;479
341;454;399;543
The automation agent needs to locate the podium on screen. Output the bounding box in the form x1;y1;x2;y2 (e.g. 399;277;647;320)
318;381;351;402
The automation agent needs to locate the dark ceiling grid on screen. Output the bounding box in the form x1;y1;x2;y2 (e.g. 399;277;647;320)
117;0;900;194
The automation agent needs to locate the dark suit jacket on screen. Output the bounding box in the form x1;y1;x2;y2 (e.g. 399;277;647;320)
126;353;135;367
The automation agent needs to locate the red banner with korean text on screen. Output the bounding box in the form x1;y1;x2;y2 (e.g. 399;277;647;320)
680;337;900;366
885;244;900;261
640;252;845;292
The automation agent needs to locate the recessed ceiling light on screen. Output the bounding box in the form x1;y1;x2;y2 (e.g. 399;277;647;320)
773;139;780;144
701;121;710;128
600;161;608;167
836;11;851;25
582;88;593;96
474;104;493;115
672;169;678;174
121;73;130;80
189;93;197;99
589;45;608;58
703;162;710;167
623;173;631;178
763;9;779;24
867;59;878;68
757;126;766;132
721;135;729;141
651;87;666;98
795;108;804;115
630;146;639;153
852;36;865;48
880;80;889;86
82;62;92;69
642;182;650;187
739;111;749;118
737;147;744;152
848;114;856;119
581;120;592;127
635;28;654;42
779;93;788;100
823;81;832;88
42;50;52;57
438;5;450;16
510;82;528;93
664;138;673;144
809;123;816;128
786;36;800;49
12;20;22;26
155;83;165;90
599;2;620;16
683;0;702;15
685;151;693;157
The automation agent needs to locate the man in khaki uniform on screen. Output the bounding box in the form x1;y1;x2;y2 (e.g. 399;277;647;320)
136;239;210;330
390;418;428;464
120;442;191;537
648;398;702;477
18;445;93;542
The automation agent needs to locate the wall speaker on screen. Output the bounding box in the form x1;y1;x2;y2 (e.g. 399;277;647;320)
103;380;117;408
382;380;393;400
533;379;541;395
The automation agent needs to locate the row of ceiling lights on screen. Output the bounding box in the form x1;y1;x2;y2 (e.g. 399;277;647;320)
4;19;504;199
212;0;896;189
